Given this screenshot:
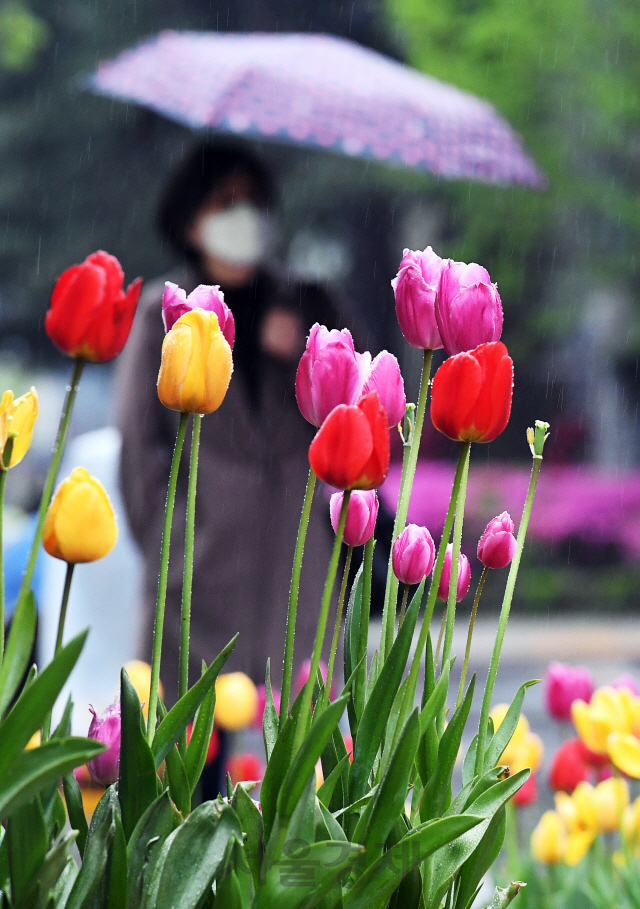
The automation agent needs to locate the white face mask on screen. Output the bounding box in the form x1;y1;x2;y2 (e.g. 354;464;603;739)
198;202;269;267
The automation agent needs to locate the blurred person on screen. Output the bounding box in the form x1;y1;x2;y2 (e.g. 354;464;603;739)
116;141;349;709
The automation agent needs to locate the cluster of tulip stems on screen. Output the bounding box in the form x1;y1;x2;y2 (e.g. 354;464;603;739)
0;244;553;907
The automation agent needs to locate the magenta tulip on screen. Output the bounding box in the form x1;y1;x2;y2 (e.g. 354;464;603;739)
391;247;445;350
435;259;503;356
612;674;640;696
358;350;406;427
86;702;121;786
544;662;594;722
295;659;335;699
295;324;363;427
162;282;236;347
330;490;379;548
477;511;518;570
437;543;471;602
392;524;436;585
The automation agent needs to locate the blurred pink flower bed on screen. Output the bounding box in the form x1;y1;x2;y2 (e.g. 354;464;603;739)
379;461;640;560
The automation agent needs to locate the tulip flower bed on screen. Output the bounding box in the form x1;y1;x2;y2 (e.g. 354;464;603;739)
0;245;556;908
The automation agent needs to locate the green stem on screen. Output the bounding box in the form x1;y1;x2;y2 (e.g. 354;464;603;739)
457;566;488;708
434;609;447;669
43;561;75;740
355;535;375;720
380;349;433;663
399;585;410;625
293;490;350;757
403;445;468;706
0;469;6;664
178;413;201;755
474;456;543;777
147;411;189;745
280;469;317;727
324;546;353;712
18;359;85;606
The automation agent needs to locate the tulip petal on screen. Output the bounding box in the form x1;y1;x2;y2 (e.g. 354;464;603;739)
468;342;512;442
309;405;373;489
352;391;390;490
608;733;640;779
565;830;595;866
47;263;106;357
430;352;482;441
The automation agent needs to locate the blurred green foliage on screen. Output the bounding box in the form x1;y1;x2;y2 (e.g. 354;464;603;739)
0;2;49;71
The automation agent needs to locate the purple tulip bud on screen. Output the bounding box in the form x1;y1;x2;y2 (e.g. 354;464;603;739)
391;247;445;350
162;282;235;347
392;524;436;585
359;350;406;428
295;324;363;427
437;543;471;602
86;702;121;786
435;259;503;355
544;662;594;721
477;511;518;570
330;490;379;547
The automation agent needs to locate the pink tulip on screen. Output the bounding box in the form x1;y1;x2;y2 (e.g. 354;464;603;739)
544;662;594;721
435;259;503;355
477;511;518;570
253;683;282;730
295;324;363;427
392;524;436;585
330;490;378;547
359;350;406;427
612;674;640;696
87;702;121;786
295;659;334;699
391;247;445;350
162;282;235;347
437;544;471;602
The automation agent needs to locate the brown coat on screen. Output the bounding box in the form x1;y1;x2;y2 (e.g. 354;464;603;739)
115;268;340;703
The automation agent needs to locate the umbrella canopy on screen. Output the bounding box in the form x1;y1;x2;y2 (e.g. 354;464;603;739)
89;31;543;188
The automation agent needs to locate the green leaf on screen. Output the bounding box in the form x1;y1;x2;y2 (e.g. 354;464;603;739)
232;782;264;885
260;686;308;841
262;660;279;759
350;594;420;802
118;668;159;841
14;830;78;909
65;802;115;909
52;696;74;740
184;663;216;794
317;750;351;808
0;630;87;779
7;796;47;904
343;565;362;733
455;807;507;909
342;815;481;909
482;882;526;909
106;811;128;909
126;791;176;909
0;592;36;719
320;726;349;814
165;743;191;816
483;680;538;772
255;841;364;909
0;737;103;821
63;772;89;857
316;799;347;843
152;635;237;768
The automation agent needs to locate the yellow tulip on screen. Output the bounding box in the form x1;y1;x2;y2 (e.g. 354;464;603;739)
43;467;117;563
593;777;629;832
214;672;258;731
572;686;640;755
0;387;38;468
157;310;233;414
124;659;163;719
607;732;640;778
531;811;566;864
622;796;640;845
555;782;599;864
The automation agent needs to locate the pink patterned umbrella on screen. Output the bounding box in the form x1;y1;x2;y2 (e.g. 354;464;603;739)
89;31;543;187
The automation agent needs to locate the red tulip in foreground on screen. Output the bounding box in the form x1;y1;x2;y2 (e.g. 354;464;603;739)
309;391;390;490
162;281;235;347
437;543;471;602
330;490;379;547
435;258;503;356
86;702;121;786
46;251;142;362
392;524;436;585
477;511;518;570
391;246;445;350
430;341;513;443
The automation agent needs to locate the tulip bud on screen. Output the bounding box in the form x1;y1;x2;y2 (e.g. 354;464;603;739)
87;702;121;786
545;662;594;722
214;672;258;731
295;324;363;427
45;251;142;362
392;524;435;585
0;387;38;469
531;811;566;864
358;350;406;428
435;259;503;356
477;511;517;570
157;309;233;414
43;467;117;563
330;490;378;548
437;543;471;602
391;247;445;350
162;282;235;347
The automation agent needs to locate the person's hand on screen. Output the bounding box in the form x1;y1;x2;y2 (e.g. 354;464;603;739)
260;307;304;363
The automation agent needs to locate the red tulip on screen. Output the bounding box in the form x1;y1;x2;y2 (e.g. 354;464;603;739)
227;752;264;785
430;341;513;443
549;739;591;793
309;391;390;490
512;772;538;807
46;251;142;362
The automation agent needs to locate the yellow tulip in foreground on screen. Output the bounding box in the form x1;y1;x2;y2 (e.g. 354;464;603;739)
572;685;640;755
531;811;567;864
0;387;38;468
43;467;117;563
214;672;258;731
157;309;233;414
